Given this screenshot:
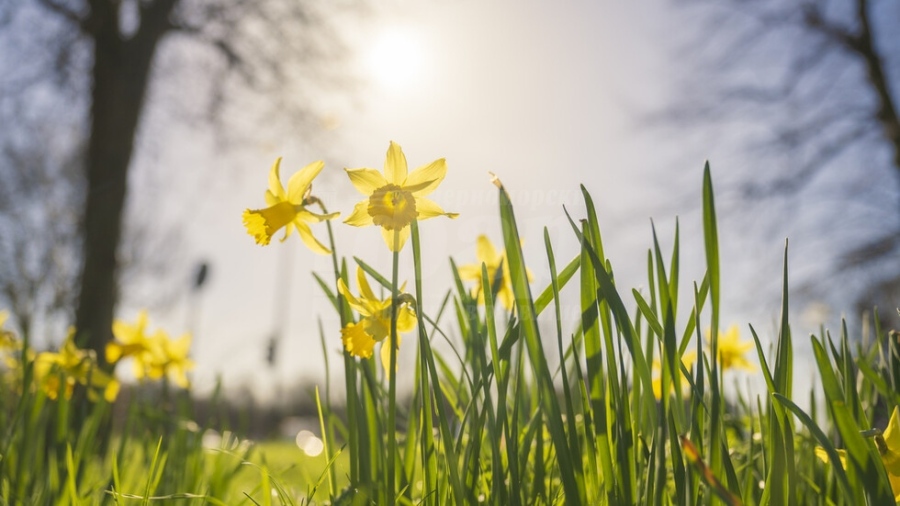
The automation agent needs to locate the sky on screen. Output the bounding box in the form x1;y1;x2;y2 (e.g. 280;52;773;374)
122;1;829;401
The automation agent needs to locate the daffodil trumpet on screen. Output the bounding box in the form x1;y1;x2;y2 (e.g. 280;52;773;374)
344;141;457;252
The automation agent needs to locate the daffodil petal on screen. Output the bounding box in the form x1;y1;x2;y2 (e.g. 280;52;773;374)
885;407;900;447
170;365;191;388
682;350;698;366
476;235;500;265
344;169;384;197
385;141;408;185
338;279;370;316
405;158;447;197
132;359;148;380
267;158;286;200
280;221;295;242
456;263;483;281
287;160;325;203
415;197;458;220
381;226;410;252
890;473;900;504
525;265;535;283
380;334;401;376
104;379;120;402
651;377;663;400
883;407;900;475
397;306;417;333
356;267;378;303
298;209;340;223
344;200;375;227
724;325;740;341
497;285;515;311
106;342;124;363
295;222;331;255
171;334;192;356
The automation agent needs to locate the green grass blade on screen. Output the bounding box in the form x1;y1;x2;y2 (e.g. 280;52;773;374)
411;220;466;506
495;177;585;504
772;393;855;504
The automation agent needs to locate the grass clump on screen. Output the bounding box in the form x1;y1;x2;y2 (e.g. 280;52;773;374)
1;145;898;505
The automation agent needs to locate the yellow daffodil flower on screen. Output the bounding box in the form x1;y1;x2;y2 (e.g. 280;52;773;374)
338;267;416;372
344;141;458;252
34;331;119;403
708;325;755;371
0;310;25;372
457;234;533;311
108;311;194;388
651;350;697;400
816;406;900;502
0;310;18;353
147;331;194;388
243;157;339;253
108;310;158;380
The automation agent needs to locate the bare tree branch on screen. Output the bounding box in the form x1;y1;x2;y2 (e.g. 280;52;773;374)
33;0;86;29
666;0;900;319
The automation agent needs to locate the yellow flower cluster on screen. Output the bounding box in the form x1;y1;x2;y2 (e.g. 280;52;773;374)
2;309;192;401
649;326;756;400
242;141;457;254
0;311;19;368
0;313;119;403
34;331;120;403
338;267;416;371
107;311;194;388
710;325;755;372
242;142;457;365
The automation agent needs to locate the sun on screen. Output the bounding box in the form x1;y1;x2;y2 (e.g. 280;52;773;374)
365;28;425;91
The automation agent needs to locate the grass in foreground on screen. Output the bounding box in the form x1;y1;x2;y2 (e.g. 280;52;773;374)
1;146;899;505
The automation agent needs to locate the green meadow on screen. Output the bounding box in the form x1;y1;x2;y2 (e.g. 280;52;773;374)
1;145;899;505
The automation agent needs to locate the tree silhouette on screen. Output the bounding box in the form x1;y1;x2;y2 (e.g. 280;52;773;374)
0;0;351;360
671;0;900;319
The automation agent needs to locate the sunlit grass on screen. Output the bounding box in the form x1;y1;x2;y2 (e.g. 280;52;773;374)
1;150;899;504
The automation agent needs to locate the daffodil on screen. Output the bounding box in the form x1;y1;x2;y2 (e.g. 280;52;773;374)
108;311;194;388
650;350;697;400
457;235;533;311
0;310;25;372
147;331;194;388
243;157;339;253
34;331;119;402
708;325;755;371
0;310;17;354
108;310;158;380
344;141;458;252
816;406;900;502
338;267;416;372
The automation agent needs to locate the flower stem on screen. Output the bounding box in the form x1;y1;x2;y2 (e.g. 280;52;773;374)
387;229;400;504
318;200;359;487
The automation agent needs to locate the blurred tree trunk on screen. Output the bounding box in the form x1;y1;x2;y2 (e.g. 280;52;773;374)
74;0;177;364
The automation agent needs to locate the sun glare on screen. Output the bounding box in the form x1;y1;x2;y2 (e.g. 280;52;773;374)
365;28;425;91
